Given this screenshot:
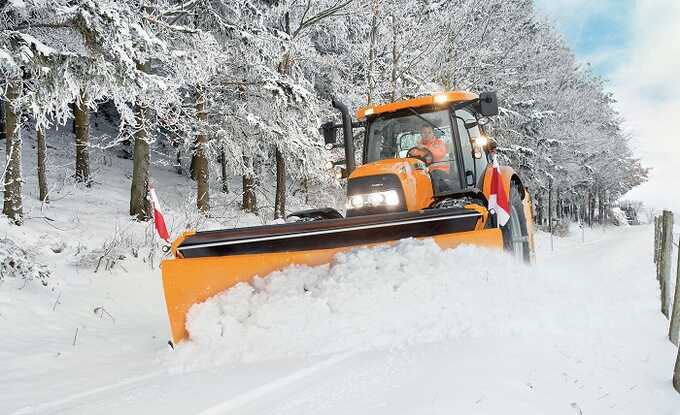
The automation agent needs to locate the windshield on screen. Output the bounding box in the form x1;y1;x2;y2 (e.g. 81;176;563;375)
365;109;461;193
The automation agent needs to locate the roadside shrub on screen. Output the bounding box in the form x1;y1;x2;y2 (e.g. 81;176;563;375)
0;238;50;287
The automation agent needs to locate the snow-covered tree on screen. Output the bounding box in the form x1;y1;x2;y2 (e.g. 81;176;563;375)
1;0;646;227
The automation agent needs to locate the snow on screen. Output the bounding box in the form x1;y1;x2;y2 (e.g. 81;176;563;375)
173;241;540;368
17;33;56;57
160;227;680;414
1;124;679;414
4;221;679;413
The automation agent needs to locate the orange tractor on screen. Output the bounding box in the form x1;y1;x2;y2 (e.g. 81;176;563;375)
161;91;535;345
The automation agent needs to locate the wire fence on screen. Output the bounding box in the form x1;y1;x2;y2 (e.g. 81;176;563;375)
653;211;680;393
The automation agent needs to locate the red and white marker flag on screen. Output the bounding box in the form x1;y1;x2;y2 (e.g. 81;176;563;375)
488;155;510;226
149;187;170;243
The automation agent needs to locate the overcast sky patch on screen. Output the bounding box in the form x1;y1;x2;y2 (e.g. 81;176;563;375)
535;0;680;214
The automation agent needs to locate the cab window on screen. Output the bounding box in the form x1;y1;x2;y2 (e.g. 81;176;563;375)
365;109;462;194
455;108;488;188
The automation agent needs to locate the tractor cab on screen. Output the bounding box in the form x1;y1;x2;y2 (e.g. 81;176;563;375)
358;92;498;197
363;106;490;195
320;91;500;216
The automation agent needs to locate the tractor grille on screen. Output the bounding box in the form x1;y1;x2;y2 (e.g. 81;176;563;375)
346;174;406;217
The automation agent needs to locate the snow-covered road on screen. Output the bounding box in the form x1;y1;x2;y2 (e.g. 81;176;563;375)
4;225;680;414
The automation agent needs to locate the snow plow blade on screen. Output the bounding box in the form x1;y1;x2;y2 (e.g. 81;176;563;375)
161;206;502;344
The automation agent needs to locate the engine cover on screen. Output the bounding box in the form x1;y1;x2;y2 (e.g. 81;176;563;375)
346;159;434;216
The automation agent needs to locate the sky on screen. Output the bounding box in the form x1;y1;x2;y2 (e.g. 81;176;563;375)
534;0;680;215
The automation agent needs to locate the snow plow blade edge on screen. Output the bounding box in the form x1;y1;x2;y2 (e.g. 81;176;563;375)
161;207;502;344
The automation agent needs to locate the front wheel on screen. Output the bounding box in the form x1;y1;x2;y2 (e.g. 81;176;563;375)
501;183;530;262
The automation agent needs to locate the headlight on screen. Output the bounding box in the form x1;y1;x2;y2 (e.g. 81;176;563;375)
384;190;400;206
368;192;385;206
433;93;449;104
346;190;400;210
475;135;489;147
349;195;364;209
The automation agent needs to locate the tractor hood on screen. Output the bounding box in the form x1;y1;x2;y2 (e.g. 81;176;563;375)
350;158;424;179
346;159;434;214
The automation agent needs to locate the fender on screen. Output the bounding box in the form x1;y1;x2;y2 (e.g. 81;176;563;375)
481;165;535;261
481;165;521;201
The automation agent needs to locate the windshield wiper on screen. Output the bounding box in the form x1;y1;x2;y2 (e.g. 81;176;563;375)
406;107;447;137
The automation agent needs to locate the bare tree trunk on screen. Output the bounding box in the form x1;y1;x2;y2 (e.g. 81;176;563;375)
302;176;309;205
175;146;183;175
0;98;5;142
3;81;23;224
36;125;48;203
366;0;379;105
242;156;257;213
129;101;150;220
588;191;595;227
273;13;292;220
73;91;90;185
390;14;399;101
130;60;152;220
194;85;209;214
533;193;541;225
220;147;228;193
548;183;553;233
274;146;286;219
190;150;197;180
598;189;606;224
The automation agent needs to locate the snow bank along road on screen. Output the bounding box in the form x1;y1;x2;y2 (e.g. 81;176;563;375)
3;225;680;414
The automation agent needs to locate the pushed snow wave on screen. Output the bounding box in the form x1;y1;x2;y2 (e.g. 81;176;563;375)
166;239;549;370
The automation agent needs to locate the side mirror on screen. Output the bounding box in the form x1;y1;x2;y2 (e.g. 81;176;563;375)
320;121;337;145
479;91;498;116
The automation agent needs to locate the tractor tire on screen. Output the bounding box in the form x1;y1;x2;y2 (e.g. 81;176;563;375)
501;183;530;262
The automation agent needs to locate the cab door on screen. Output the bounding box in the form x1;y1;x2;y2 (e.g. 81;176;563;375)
454;108;489;190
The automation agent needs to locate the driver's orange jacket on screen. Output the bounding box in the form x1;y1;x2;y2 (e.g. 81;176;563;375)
420;137;449;173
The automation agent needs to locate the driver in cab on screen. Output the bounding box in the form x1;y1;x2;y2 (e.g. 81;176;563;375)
416;124;449;172
407;124;450;191
408;124;449;169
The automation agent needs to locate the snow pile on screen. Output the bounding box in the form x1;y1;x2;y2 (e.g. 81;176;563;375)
0;236;50;286
170;239;553;369
610;207;630;226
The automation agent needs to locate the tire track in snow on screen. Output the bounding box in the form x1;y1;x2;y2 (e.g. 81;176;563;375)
9;369;168;415
196;351;359;415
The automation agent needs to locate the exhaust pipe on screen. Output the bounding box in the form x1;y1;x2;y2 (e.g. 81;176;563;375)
331;99;356;174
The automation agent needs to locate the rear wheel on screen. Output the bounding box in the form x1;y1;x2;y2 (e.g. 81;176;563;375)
501;183;530;262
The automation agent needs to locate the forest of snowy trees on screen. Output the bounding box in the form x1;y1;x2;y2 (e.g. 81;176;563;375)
0;0;647;228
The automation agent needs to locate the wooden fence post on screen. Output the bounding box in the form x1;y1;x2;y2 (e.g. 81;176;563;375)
654;216;661;265
659;211;674;318
670;235;680;345
674;344;680;393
